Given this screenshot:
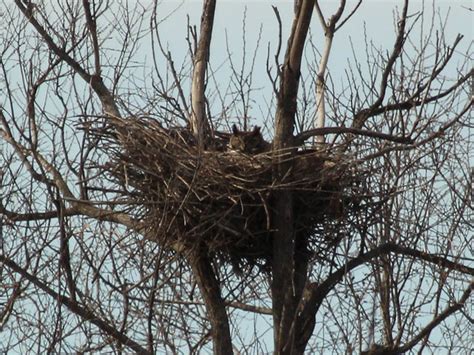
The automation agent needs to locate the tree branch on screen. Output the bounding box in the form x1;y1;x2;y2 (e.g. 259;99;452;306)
313;0;346;143
359;282;473;354
294;242;473;352
190;0;215;149
353;51;471;133
0;255;151;355
226;301;272;315
398;281;473;353
352;0;409;129
274;0;315;148
82;0;101;75
14;0;121;117
190;253;233;355
295;126;414;145
272;2;315;353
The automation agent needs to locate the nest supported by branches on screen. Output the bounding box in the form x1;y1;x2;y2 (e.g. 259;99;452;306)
89;117;359;268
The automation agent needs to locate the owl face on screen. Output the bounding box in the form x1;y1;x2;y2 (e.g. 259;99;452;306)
228;134;247;152
228;124;269;154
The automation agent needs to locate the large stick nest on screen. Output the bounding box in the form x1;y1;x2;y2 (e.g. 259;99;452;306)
89;117;358;267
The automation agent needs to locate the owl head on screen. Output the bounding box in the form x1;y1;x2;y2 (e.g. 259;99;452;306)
228;124;268;154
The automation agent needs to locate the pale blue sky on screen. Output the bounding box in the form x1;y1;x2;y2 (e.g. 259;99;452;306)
149;1;473;350
154;1;472;79
152;0;472;127
0;1;471;353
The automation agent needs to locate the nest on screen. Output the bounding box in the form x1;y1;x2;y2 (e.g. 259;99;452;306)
89;117;357;268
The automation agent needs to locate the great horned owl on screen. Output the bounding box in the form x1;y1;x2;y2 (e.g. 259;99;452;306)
228;124;270;154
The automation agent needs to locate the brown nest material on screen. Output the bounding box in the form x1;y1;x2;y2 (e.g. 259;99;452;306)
89;117;356;267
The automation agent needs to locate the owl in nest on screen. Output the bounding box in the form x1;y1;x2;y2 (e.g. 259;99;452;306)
228;124;270;154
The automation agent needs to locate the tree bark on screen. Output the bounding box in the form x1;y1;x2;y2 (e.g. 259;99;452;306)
313;0;346;144
190;253;233;355
191;0;215;150
271;1;315;353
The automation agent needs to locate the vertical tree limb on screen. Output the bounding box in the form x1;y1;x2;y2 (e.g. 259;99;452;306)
272;1;315;353
191;0;216;150
190;253;233;355
313;0;346;143
273;0;315;150
82;0;101;75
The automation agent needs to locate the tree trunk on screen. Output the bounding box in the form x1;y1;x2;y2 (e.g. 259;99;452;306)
271;1;315;353
190;253;233;355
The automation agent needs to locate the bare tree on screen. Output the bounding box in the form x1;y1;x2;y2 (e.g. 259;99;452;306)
0;1;472;354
